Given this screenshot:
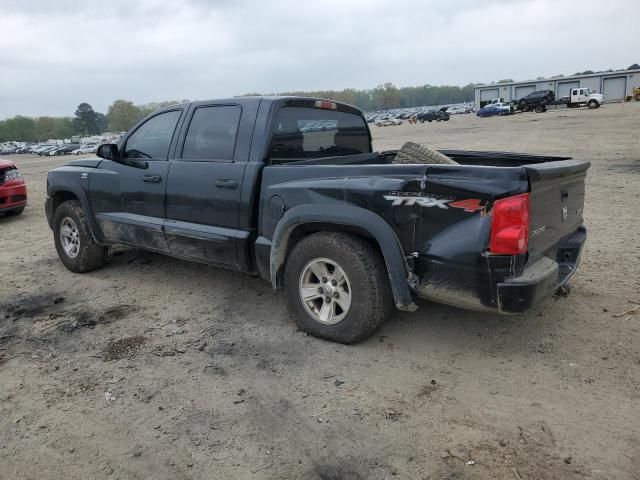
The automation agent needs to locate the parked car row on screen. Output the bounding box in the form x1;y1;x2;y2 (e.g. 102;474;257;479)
0;143;98;156
366;102;473;125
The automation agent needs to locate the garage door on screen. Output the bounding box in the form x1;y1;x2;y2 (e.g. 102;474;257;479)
479;89;499;101
602;77;626;101
557;81;579;99
514;85;536;100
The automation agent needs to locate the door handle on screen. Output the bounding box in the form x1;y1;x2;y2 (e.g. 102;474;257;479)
215;179;238;189
143;174;162;183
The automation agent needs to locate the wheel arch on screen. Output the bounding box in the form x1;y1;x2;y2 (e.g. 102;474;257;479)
47;184;104;244
268;204;417;311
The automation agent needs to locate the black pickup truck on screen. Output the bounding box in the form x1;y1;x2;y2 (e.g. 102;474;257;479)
45;97;588;343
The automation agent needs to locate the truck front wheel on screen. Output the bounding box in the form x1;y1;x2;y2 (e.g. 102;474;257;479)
53;200;107;273
588;100;599;109
284;232;392;344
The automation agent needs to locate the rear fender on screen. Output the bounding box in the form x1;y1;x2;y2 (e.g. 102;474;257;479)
269;204;417;311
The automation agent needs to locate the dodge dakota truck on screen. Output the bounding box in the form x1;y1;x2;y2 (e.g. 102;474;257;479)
45;97;588;343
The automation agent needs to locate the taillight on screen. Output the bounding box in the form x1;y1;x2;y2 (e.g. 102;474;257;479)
489;193;530;255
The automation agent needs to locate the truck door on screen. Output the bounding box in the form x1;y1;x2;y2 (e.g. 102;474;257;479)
164;102;256;268
571;89;579;104
89;109;183;252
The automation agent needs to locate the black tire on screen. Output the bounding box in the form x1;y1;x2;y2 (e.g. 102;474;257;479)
3;206;25;216
53;200;107;273
587;100;598;109
535;104;545;113
284;232;392;344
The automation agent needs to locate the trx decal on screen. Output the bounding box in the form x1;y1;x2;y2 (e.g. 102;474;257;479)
384;192;485;212
384;193;451;209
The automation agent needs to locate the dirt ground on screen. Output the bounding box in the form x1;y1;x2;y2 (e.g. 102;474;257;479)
1;103;639;480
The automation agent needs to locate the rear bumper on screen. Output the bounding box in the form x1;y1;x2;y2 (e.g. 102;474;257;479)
497;226;586;312
497;257;566;312
0;181;27;212
414;226;586;313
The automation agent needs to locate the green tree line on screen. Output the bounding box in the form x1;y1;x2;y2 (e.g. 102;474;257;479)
0;82;477;142
0;99;187;142
243;82;476;111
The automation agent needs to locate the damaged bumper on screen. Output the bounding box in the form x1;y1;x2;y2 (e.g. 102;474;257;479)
497;227;585;312
413;226;586;313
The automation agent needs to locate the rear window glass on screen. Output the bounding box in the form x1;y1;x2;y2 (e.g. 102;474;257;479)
269;107;370;160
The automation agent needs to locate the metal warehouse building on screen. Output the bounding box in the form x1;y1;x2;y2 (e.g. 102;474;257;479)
474;69;640;109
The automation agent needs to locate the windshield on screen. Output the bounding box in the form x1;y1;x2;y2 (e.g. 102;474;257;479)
269;106;371;160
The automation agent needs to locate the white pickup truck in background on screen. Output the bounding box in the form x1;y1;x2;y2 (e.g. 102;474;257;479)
563;88;604;109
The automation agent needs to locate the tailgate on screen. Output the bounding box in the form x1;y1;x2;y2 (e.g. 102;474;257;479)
525;159;590;262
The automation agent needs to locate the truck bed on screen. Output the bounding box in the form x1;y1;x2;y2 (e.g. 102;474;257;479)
262;149;589;312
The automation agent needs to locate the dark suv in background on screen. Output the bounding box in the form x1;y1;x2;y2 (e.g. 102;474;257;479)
517;90;555;111
417;107;450;122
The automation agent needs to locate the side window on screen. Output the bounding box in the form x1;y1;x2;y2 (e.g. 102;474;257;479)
124;110;181;159
181;106;241;161
572;89;578;95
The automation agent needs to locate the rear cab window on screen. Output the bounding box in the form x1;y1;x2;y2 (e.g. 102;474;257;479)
181;105;241;161
269;104;371;162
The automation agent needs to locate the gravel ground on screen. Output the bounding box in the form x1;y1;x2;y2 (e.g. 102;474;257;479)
1;102;639;479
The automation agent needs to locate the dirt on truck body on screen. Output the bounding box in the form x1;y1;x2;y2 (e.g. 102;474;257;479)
45;96;588;344
1;102;639;479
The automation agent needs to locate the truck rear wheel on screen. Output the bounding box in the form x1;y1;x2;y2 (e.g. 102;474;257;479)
53;200;107;273
284;232;392;344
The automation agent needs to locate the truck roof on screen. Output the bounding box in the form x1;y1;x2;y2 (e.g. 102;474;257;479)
159;96;363;115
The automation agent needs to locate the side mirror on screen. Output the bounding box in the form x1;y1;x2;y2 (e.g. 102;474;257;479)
96;143;119;161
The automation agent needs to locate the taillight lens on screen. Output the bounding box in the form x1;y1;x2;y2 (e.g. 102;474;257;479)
489;193;530;255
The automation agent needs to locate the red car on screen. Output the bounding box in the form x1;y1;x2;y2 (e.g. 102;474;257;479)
0;159;27;216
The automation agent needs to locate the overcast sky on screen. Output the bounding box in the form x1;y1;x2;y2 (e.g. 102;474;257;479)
0;0;636;118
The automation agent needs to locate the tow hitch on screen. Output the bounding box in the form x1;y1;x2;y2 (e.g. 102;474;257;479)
555;283;571;298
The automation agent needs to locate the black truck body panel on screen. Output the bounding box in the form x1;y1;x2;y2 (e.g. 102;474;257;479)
46;96;589;314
